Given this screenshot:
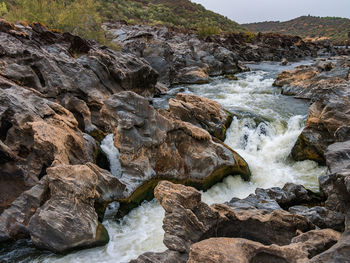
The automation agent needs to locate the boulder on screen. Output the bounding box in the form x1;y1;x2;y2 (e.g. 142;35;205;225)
0;177;49;242
27;164;123;253
325;141;350;173
101;92;250;216
130;250;188;263
0;86;93;213
309;231;350;263
227;183;322;212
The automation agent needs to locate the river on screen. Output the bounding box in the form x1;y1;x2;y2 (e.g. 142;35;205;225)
1;61;327;263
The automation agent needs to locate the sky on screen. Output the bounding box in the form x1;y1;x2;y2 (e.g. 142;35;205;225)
192;0;350;24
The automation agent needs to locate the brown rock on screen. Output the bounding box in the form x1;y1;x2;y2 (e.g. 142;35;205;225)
27;164;117;253
174;66;209;84
0;86;92;213
274;58;350;164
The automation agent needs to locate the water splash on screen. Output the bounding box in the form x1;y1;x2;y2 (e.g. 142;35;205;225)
101;134;122;178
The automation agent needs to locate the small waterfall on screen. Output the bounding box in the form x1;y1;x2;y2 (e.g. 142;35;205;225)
101;134;122;178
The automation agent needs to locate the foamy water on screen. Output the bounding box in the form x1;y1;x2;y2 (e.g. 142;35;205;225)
18;61;327;263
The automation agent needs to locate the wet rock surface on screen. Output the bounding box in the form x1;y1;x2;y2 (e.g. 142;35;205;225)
166;93;233;141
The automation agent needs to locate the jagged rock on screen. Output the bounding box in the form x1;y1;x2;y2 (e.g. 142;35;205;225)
0;163;124;245
227;183;321;212
0;20;158;134
101;92;250;215
154;181;314;254
0;86;93;213
273;65;320;95
167;93;233;141
103;23;243;87
27;164;123;253
289;205;344;231
188;229;340;263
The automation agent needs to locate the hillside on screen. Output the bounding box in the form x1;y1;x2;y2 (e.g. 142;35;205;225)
99;0;245;33
243;16;350;44
2;0;245;44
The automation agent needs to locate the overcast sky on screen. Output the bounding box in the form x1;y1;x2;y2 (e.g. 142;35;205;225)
192;0;350;24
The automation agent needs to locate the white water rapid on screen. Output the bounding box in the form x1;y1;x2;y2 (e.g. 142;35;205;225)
21;61;326;263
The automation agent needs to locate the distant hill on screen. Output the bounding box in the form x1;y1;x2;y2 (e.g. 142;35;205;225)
243;16;350;44
99;0;245;33
3;0;245;44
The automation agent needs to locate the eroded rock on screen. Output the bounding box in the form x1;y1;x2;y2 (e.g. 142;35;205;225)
27;164;121;253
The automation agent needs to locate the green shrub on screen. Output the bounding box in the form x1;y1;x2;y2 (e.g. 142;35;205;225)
198;24;221;37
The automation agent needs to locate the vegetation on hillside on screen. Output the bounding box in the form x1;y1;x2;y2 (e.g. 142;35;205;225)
1;0;245;44
98;0;244;33
243;16;350;44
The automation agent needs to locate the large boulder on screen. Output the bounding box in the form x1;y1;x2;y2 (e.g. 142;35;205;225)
27;164;124;253
101;92;250;215
0;86;94;213
0;162;124;250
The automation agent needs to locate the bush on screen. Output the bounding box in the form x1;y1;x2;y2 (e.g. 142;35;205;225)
198;24;221;37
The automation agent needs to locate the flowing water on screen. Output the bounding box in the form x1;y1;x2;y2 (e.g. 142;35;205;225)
1;61;327;263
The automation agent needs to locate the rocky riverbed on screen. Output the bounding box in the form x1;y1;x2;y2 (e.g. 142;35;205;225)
1;17;350;262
